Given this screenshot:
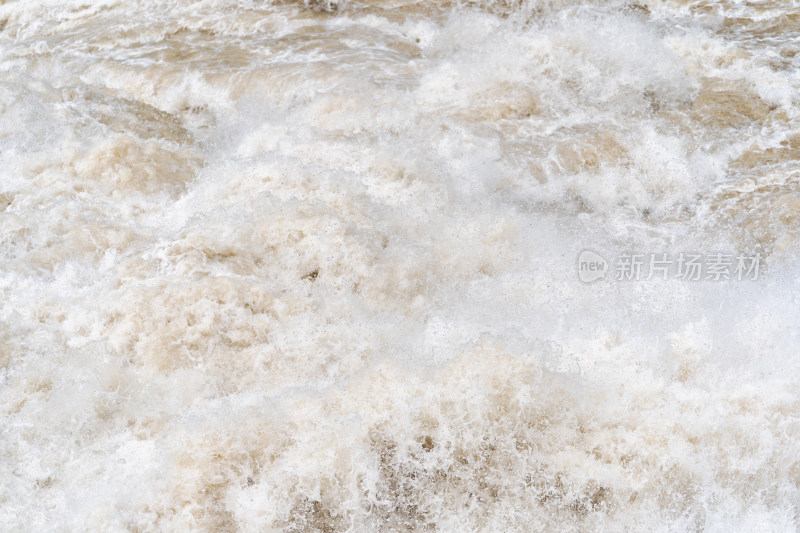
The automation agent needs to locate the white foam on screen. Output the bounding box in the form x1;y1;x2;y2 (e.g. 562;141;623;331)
2;0;799;530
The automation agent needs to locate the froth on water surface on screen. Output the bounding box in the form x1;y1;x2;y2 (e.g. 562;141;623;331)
1;0;799;530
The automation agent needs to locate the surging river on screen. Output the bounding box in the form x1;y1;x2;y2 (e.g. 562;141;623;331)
1;0;799;530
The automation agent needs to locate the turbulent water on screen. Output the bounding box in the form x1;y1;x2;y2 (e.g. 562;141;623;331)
1;0;799;530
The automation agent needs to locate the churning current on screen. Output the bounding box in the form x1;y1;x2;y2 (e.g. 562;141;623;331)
1;0;799;530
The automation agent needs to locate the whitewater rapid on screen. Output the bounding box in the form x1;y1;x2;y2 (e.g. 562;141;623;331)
1;0;799;530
